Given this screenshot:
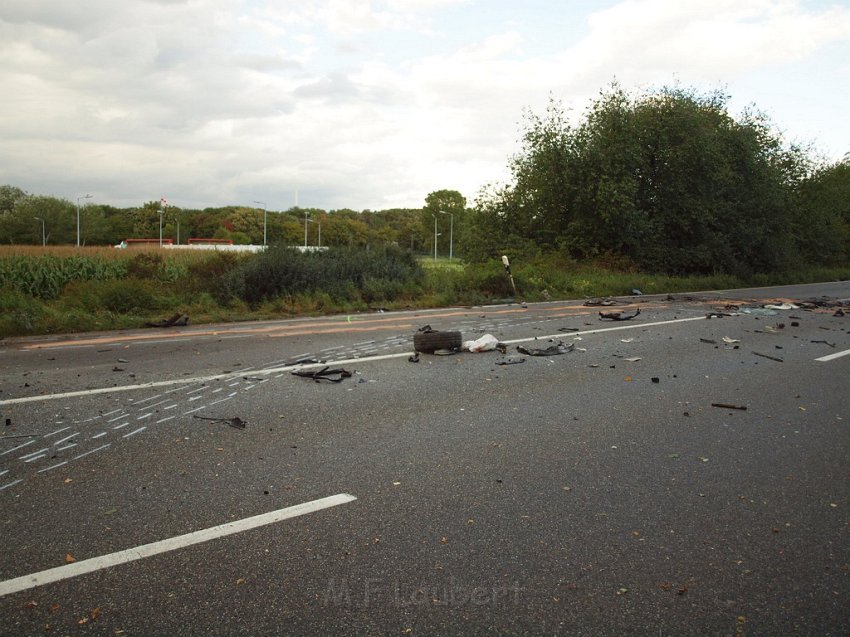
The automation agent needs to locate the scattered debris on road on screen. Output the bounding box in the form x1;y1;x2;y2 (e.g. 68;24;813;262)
753;351;784;363
408;352;420;363
584;298;617;307
711;403;748;411
811;339;836;348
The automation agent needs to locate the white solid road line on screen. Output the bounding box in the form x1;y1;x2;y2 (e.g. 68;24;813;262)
0;316;709;406
815;348;850;363
0;493;357;598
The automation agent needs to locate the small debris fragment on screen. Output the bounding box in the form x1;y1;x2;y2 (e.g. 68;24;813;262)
811;340;836;348
192;415;247;429
753;351;784;363
711;403;747;411
408;352;420;363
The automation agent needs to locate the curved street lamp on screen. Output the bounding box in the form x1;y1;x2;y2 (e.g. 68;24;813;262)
76;194;92;247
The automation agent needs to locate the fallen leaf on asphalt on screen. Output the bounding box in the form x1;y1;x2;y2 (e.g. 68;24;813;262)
616;588;629;595
23;601;37;609
677;585;688;595
659;582;672;591
440;537;449;544
91;607;101;620
236;578;246;585
50;604;60;613
65;553;76;563
63;478;73;484
78;617;89;625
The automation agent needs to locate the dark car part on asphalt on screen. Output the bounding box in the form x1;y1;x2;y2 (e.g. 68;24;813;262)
144;313;189;328
711;403;747;411
599;308;641;321
584;298;617;307
291;367;353;383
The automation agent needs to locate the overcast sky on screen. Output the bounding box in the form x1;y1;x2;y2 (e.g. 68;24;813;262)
1;0;849;212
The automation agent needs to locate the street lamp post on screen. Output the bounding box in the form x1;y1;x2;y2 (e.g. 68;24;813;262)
440;211;454;260
34;217;45;246
304;212;311;248
254;201;267;246
76;194;92;247
158;197;168;248
431;213;438;261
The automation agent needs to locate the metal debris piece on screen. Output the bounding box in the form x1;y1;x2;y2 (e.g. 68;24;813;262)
408;352;420;363
584;298;617;307
517;342;575;356
752;351;784;363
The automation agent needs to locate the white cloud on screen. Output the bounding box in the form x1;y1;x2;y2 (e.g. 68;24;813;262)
0;0;848;212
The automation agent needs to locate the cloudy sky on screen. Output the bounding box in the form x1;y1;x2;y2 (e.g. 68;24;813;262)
1;0;849;212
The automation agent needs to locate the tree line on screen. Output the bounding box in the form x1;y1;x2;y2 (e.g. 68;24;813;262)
3;82;849;275
0;185;469;255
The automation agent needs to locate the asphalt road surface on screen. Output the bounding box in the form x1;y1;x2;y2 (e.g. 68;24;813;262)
1;282;849;636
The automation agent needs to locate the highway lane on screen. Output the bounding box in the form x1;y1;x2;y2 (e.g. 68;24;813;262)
0;282;849;635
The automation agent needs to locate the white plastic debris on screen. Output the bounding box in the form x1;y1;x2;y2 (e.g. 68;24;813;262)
764;303;799;310
463;333;500;352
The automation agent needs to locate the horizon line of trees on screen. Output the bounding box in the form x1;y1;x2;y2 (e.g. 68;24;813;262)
0;186;470;256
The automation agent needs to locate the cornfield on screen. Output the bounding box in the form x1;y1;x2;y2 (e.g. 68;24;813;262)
0;246;214;299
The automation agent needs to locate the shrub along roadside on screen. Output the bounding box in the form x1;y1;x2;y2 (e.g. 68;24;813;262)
0;246;848;338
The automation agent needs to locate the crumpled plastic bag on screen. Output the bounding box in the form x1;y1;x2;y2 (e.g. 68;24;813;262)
463;333;500;352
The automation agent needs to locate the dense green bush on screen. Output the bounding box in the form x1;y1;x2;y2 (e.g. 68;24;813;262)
217;246;424;306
